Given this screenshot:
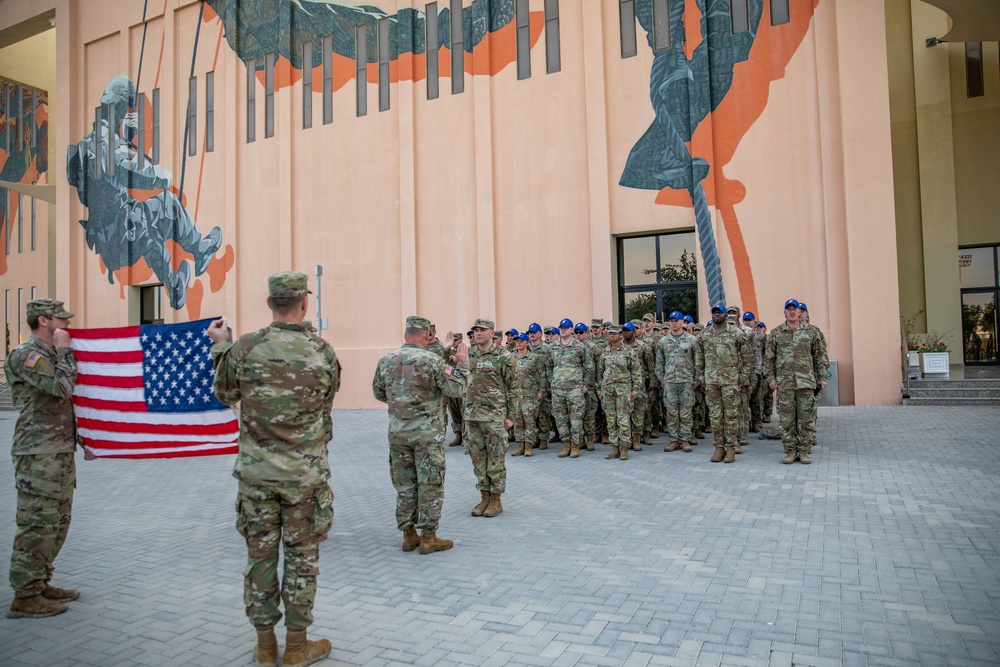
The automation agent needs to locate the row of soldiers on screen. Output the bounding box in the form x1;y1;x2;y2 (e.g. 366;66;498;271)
428;298;827;465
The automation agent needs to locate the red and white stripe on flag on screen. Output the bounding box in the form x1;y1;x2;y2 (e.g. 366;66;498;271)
69;322;239;459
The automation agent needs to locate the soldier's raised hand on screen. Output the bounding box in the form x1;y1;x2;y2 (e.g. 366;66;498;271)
206;317;231;344
452;338;469;363
53;329;72;349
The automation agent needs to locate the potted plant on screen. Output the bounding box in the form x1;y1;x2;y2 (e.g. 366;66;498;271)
900;311;923;370
917;331;952;378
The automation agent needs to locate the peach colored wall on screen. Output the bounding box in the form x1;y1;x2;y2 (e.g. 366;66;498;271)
1;0;904;406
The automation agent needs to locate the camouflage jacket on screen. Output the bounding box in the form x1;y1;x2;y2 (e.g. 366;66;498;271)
598;343;638;394
585;339;605;387
5;336;78;455
514;349;547;400
765;323;828;390
655;332;697;384
529;341;553;388
549;338;594;390
426;339;446;359
695;323;752;386
623;339;654;385
464;342;522;423
751;329;767;375
372;343;469;435
212;322;341;488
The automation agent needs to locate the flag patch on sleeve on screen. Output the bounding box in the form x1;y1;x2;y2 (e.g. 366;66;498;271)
444;365;454;376
25;353;42;369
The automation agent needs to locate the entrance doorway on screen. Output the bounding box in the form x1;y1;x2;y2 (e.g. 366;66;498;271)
617;232;698;323
959;245;999;364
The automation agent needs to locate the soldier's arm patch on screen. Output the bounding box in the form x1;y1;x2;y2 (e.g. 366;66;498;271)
444;365;454;376
25;353;42;369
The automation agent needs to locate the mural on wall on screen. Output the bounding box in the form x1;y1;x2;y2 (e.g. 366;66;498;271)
621;0;819;315
66;75;223;311
0;79;49;278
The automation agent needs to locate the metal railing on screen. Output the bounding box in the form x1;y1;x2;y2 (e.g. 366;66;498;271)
901;322;911;400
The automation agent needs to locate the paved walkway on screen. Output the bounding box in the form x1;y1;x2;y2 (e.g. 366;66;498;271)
1;406;998;667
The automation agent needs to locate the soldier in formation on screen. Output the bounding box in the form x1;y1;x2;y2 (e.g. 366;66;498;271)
511;333;546;457
655;311;697;453
696;304;752;464
549;318;593;458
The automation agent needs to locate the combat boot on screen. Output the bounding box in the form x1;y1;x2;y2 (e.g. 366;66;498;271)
7;595;68;618
694;429;705;439
41;584;80;601
483;493;503;517
797;450;811;465
557;442;572;458
524;442;534;457
606;446;620;460
569;442;581;458
681;441;692;452
734;443;743;454
650;428;660;439
619;446;629;460
750;422;761;433
537;438;548;451
763;415;771;423
585;436;595;451
782;450;797;464
664;441;681;452
643;432;652;446
724;448;736;464
471;490;491;516
631;433;642;451
419;531;454;553
448;433;463;447
401;526;420;552
512;442;525;456
253;626;278;667
688;437;698;447
710;446;726;463
283;628;331;667
601;433;609;444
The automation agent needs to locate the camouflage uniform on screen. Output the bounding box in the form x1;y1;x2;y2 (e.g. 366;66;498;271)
5;300;78;600
583;337;603;445
445;340;465;441
597;338;637;451
212;273;341;631
623;335;653;444
748;327;768;428
764;322;827;457
464;338;521;494
529;340;554;443
512;348;546;447
655;331;697;444
728;311;756;446
548;338;593;449
695;321;752;452
373;331;470;534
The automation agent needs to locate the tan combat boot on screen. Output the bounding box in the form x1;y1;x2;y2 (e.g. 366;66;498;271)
586;436;595;451
724;448;736;463
606;446;620;460
253;626;278;667
512;442;525;456
664;441;681;452
283;628;331;667
797;450;811;464
538;437;548;450
601;433;609;444
524;441;534;457
688;437;698;447
631;433;642;451
782;450;798;464
483;493;503;517
41;584;80;601
569;442;581;458
650;428;660;439
401;526;420;552
448;433;463;447
619;446;629;460
750;422;761;433
710;446;726;463
419;531;454;553
558;442;572;458
643;432;652;446
734;443;743;454
471;490;491;516
681;441;692;452
7;594;68;619
694;429;705;439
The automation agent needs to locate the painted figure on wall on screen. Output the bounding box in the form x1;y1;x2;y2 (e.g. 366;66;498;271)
66;75;222;309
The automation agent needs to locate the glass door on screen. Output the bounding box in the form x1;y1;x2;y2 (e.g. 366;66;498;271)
961;290;997;364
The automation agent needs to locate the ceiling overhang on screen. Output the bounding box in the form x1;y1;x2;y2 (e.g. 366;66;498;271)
920;0;1000;42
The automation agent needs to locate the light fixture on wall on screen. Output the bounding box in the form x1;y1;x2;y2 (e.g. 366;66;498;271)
926;37;944;47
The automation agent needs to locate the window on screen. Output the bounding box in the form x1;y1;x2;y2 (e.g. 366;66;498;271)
652;0;670;51
620;0;637;59
17;287;22;345
205;72;215;152
427;3;440;100
3;289;9;355
265;53;276;137
323;35;333;124
30;90;37;149
379;19;391;111
246;59;256;142
516;0;530;80
137;92;146;169
152;88;161;163
2;193;7;255
3;86;9;154
16;193;22;253
356;26;368;116
545;0;561;73
617;232;699;322
450;0;464;94
17;85;24;152
731;0;750;34
140;285;164;324
188;76;198;156
302;41;313;128
771;0;790;26
94;106;104;178
104;102;115;178
30;197;35;251
959;246;1000;364
966;42;984;98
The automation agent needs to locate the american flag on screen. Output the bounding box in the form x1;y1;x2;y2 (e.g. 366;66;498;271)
69;318;239;459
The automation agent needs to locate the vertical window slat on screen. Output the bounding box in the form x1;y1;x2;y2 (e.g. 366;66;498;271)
966;42;984;98
94;106;104;179
731;0;750;34
105;102;116;177
620;0;637;59
323;35;333;124
516;0;531;80
356;26;368;117
246;59;256;143
137;93;146;169
30;90;37;149
206;72;214;152
451;0;464;94
653;0;670;51
770;0;790;26
378;19;391;111
545;0;561;74
30;197;35;252
302;41;313;128
188;76;198;156
152;88;161;163
265;53;275;138
16;193;22;254
17;86;24;152
427;3;440;100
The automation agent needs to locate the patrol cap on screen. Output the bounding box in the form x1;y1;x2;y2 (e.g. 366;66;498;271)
574;323;589;333
606;324;622;334
642;313;655;322
757;322;766;329
784;298;800;309
527;323;542;334
603;320;613;327
472;318;495;330
622;322;637;331
405;315;432;332
268;271;312;298
711;303;726;313
453;332;463;339
742;311;756;321
694;323;705;331
667;310;683;321
26;299;74;319
492;331;501;340
797;301;808;312
591;318;604;327
653;324;663;331
630;319;642;327
558;318;574;329
727;304;740;314
683;315;694;324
